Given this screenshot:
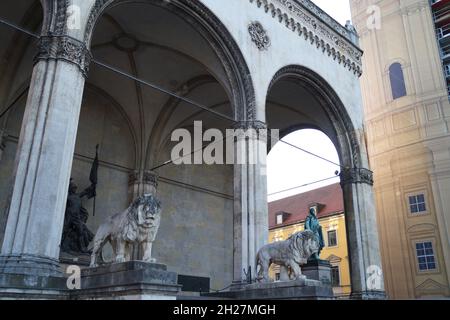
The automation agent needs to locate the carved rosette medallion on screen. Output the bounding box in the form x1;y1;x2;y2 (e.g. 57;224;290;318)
248;21;271;50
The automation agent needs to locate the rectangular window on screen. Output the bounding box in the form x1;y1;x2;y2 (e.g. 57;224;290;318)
331;266;340;287
275;273;280;281
416;242;437;271
276;214;283;225
409;194;426;214
327;230;337;247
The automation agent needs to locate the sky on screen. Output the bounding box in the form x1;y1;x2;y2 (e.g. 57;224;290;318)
267;1;351;202
267;130;341;202
311;0;352;26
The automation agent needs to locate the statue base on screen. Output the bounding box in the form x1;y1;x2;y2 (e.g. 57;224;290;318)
0;261;181;300
59;251;91;267
302;259;332;286
202;277;334;300
78;261;181;300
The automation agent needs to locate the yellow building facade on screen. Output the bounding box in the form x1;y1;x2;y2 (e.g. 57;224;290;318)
268;184;351;296
350;0;450;298
268;213;351;296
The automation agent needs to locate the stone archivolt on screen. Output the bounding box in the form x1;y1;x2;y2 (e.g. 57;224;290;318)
249;0;363;76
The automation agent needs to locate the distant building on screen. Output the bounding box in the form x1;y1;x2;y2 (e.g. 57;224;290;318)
268;183;351;296
350;0;450;298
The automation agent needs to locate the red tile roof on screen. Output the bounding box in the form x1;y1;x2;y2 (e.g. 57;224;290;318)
268;183;344;229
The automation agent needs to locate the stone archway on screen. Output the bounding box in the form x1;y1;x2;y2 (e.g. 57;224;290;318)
81;0;260;290
0;0;258;288
266;65;385;299
84;0;256;124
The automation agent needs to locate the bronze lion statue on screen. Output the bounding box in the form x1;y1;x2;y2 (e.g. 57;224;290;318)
90;194;161;267
255;230;319;282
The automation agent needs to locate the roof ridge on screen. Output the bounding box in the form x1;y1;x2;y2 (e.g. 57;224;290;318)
269;182;341;204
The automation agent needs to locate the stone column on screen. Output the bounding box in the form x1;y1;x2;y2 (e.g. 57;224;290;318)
341;167;386;299
0;35;92;276
0;129;5;162
232;121;269;285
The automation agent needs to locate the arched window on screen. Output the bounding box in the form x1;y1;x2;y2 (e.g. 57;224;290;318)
389;63;407;99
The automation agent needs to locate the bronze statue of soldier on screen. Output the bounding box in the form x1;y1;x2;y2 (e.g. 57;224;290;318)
304;207;325;260
60;179;95;254
60;145;99;255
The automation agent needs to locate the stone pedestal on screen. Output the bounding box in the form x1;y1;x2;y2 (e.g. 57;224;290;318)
78;261;181;300
0;272;67;300
0;261;181;300
302;259;332;286
59;251;91;268
0;254;62;277
202;277;334;300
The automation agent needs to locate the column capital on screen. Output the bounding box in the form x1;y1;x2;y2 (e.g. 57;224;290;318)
35;34;92;78
340;167;374;186
143;170;159;190
128;169;159;201
233;120;267;130
128;170;139;186
128;170;159;189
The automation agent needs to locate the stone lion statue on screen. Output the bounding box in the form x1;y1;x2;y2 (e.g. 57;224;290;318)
255;230;319;282
90;194;161;267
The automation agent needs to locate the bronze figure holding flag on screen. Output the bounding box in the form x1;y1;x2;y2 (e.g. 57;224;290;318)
60;145;99;254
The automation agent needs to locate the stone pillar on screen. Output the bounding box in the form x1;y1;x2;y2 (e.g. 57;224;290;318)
233;121;268;285
0;35;91;276
0;129;5;162
341;167;386;299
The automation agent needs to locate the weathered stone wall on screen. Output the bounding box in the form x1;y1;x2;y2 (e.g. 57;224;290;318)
154;141;234;291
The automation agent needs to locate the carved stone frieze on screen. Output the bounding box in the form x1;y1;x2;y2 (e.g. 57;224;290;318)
249;0;363;76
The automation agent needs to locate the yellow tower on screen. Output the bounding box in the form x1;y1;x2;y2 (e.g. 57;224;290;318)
350;0;450;298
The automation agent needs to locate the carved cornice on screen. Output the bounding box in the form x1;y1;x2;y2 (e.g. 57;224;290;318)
340;167;374;186
35;35;92;78
249;0;363;76
293;0;354;40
